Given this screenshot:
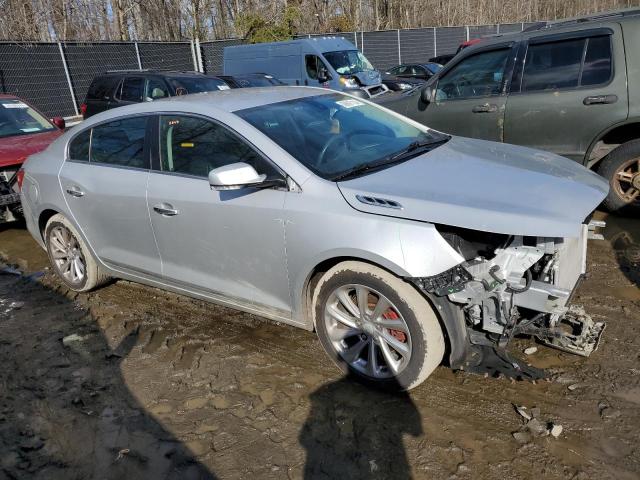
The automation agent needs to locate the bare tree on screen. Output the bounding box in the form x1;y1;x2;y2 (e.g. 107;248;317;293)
0;0;638;41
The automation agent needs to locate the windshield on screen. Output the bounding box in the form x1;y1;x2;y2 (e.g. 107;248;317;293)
323;50;374;75
169;77;229;95
236;93;446;180
0;99;55;139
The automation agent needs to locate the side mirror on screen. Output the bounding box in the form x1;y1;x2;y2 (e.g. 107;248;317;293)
208;162;268;191
51;116;65;130
420;85;435;104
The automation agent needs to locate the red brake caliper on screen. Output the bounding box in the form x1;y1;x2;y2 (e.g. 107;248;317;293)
382;309;407;343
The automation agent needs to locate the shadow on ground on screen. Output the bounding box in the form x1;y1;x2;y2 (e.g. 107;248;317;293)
602;213;639;288
0;269;215;479
300;375;422;479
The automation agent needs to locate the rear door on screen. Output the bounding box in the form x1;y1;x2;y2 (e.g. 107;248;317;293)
413;45;515;141
113;76;145;108
59;115;161;275
504;26;628;162
84;76;121;117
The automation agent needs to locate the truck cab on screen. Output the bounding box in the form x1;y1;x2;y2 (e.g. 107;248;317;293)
377;9;640;213
223;37;388;99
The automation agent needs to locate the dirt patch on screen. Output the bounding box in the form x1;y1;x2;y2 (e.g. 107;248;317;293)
0;215;638;479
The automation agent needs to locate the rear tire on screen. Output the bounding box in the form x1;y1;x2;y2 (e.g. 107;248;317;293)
45;213;110;292
313;261;445;391
598;140;640;214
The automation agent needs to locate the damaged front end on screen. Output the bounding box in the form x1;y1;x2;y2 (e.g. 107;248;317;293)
410;221;606;378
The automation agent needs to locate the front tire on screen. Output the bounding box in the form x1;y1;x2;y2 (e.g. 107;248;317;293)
45;213;110;292
313;261;445;391
598;140;640;214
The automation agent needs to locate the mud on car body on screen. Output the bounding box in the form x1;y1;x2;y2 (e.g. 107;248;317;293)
20;87;608;390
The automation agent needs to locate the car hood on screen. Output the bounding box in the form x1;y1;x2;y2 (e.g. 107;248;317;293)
337;137;609;238
0;130;62;168
351;70;382;86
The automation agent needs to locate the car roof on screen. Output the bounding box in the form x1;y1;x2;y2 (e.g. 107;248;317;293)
80;86;334;126
98;70;216;78
166;86;328;111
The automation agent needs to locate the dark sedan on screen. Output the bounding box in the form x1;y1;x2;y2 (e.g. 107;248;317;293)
382;63;443;91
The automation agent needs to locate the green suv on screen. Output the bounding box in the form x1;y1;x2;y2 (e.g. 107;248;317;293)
379;9;640;213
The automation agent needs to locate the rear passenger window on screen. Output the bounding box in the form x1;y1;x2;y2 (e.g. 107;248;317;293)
581;36;612;86
68;129;91;161
521;35;612;92
86;77;119;100
120;77;144;102
91;117;147;168
158;115;278;179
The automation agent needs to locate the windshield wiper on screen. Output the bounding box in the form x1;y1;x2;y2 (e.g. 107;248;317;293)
331;136;450;182
388;137;449;162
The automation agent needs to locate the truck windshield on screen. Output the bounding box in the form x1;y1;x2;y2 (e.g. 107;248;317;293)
323;50;375;75
236;93;448;180
0;99;55;139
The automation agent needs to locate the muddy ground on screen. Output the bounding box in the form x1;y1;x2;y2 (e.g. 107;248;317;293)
0;212;638;480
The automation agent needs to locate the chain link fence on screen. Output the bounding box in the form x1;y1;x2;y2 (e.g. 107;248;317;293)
0;22;537;118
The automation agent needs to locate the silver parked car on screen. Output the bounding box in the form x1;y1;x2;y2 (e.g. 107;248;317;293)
20;87;608;390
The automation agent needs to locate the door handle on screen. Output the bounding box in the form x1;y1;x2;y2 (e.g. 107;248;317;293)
153;203;179;216
65;186;85;197
472;103;498;113
583;94;618;105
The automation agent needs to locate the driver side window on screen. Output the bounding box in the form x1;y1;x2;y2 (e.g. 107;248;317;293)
435;49;510;101
305;55;331;81
158;115;279;179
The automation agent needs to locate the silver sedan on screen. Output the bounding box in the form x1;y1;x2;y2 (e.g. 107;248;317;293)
20;87;608;389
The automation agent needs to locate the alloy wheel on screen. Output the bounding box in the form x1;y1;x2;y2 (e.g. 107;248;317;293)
613;156;640;205
323;284;412;378
49;225;86;285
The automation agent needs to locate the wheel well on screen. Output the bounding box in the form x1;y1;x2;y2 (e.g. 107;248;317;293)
302;256;467;367
601;123;640;145
38;209;59;241
589;123;640;168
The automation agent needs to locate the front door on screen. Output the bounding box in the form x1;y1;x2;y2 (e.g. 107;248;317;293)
413;46;514;141
146;114;292;314
59;115;161;275
304;55;331;87
504;27;628;162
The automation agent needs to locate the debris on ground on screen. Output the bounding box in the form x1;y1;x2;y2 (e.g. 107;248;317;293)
524;346;538;355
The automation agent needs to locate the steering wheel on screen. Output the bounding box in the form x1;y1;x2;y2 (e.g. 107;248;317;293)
455;77;475;98
317;129;386;166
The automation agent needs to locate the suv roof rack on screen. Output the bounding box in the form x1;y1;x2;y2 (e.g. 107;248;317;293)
525;8;640;32
102;69;204;75
104;69;152;73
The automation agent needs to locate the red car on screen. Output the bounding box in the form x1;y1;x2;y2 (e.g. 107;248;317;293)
0;95;65;223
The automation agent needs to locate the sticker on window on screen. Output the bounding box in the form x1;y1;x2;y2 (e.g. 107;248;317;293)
336;99;363;109
20;128;40;133
2;102;29;109
218;85;231;90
